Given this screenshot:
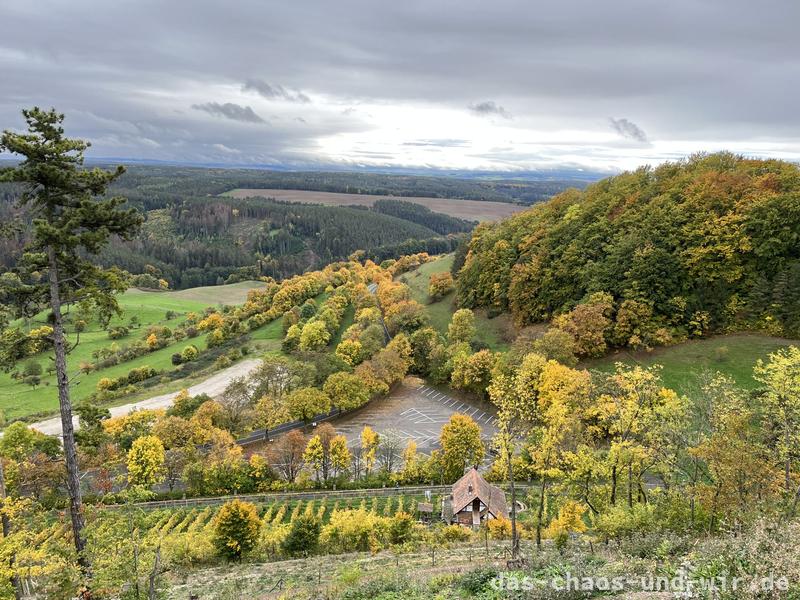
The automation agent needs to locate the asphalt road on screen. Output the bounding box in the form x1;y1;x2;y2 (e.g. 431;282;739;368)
28;358;262;437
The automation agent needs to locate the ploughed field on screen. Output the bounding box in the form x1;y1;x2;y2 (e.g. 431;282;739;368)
223;188;526;222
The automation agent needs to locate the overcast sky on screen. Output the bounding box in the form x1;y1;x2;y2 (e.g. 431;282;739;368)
1;0;798;172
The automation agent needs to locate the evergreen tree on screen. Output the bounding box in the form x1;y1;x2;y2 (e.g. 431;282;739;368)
0;108;142;578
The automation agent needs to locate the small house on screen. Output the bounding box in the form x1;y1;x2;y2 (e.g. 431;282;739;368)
441;467;509;528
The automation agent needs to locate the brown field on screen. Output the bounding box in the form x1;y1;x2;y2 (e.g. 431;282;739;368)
223;188;526;222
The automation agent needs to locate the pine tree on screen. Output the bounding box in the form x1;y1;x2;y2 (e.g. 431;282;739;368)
0;108;142;578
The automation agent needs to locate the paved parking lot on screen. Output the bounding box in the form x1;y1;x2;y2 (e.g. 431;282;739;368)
333;378;497;454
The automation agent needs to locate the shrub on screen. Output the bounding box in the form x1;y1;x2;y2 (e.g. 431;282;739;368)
213;500;261;560
282;513;321;557
459;566;499;595
388;511;415;545
181;345;199;362
437;524;471;544
23;361;43;377
487;517;512;540
108;326;129;340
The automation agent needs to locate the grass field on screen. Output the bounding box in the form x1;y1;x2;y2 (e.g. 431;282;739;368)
224;188;526;222
400;254;515;351
583;333;797;397
0;282;269;422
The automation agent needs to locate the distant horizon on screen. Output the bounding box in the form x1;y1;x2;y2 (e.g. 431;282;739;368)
4;151;797;185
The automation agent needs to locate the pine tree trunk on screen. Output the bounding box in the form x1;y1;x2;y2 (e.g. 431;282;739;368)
47;246;90;575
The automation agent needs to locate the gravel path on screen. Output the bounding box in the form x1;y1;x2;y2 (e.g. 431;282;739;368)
29;358;262;436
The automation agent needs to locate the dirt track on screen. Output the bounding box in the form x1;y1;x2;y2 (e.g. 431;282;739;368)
29;359;262;437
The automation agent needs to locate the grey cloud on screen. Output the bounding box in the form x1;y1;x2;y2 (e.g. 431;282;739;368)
242;79;310;103
1;0;799;169
609;117;648;142
191;102;265;123
469;101;512;119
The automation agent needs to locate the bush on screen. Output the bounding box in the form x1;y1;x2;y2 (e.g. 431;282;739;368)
282;513;321;557
487;516;512;540
23;361;43;377
108;326;129;340
213;500;261;560
459;566;499;595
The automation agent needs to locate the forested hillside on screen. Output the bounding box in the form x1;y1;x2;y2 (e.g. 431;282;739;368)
101;164;588;205
99;198;463;288
0;170;478;287
458;153;800;349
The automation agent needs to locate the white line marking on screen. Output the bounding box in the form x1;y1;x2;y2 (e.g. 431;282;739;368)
468;408;479;417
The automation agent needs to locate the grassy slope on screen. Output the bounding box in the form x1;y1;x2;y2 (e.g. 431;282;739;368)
1;282;270;421
400;254;514;351
582;333;795;397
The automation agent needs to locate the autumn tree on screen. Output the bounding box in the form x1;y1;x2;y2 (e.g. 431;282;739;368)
299;320;331;351
286;387;331;423
323;371;369;411
269;430;306;482
428;272;454;300
0;108;142;575
439;414;485;482
553;292;614;358
303;423;338;484
529;360;592;547
451;349;497;400
360;426;379;475
213;500;261;561
754;346;800;494
448;308;476;345
126;435;166;488
329;435;352;480
690;376;778;527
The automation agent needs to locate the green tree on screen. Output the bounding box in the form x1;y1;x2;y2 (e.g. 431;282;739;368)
0;108;142;573
286;387;332;422
213;499;261;560
282;513;321;557
299;320;331;351
323;371;369;410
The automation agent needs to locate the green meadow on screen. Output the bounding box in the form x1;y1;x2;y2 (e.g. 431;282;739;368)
583;333;796;397
400;254;514;351
0;282;268;422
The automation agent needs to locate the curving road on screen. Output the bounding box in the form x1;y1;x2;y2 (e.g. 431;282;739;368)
29;358;262;437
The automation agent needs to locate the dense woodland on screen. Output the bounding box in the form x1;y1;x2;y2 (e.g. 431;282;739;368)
98;164;589;206
0;168;484;287
458;153;800;348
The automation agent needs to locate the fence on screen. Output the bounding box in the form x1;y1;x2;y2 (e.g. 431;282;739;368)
107;483;534;511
